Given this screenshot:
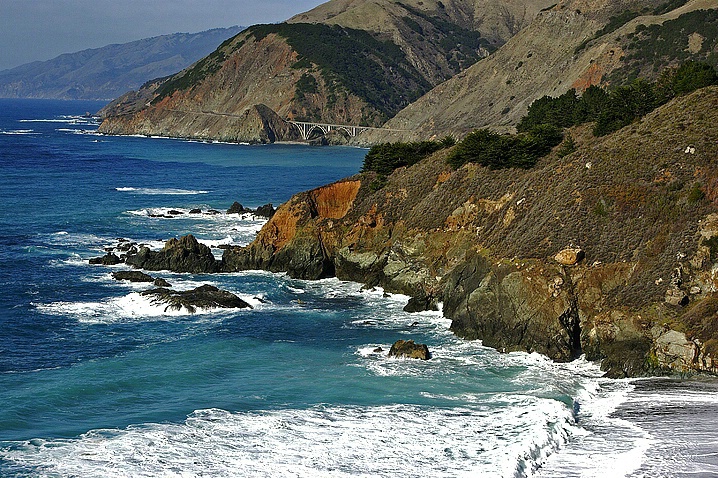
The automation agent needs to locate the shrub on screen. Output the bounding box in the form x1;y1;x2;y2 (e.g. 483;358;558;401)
655;61;718;101
362;140;445;176
556;133;577;158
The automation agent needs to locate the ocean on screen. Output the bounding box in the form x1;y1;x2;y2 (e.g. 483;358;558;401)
0;98;715;477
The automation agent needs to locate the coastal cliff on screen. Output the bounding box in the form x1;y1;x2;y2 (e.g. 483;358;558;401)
222;87;718;377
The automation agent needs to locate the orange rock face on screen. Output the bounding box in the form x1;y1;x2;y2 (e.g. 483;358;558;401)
309;180;361;219
254;180;361;253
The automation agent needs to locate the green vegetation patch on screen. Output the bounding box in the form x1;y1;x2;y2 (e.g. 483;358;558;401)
610;9;718;84
575;9;642;54
362;139;452;177
447;125;562;170
398;4;494;74
519;62;718;137
249;23;432;122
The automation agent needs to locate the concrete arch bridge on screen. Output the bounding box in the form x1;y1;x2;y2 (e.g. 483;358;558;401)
288;121;389;140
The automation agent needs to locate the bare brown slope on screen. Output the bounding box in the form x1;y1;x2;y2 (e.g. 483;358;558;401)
98;32;356;143
357;0;718;144
290;0;557;41
224;86;718;377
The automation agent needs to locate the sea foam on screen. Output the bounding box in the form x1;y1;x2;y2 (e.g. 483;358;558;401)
0;400;579;478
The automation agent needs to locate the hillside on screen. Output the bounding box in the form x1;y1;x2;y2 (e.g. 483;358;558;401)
0;27;242;101
220;85;718;377
98;0;556;143
359;0;718;143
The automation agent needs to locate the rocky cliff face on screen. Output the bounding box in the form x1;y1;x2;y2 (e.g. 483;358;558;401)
223;87;718;377
98;31;307;143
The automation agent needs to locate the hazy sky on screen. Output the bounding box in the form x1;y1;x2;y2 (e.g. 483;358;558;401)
0;0;327;71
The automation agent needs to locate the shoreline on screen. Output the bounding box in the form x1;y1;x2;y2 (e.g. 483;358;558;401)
537;376;718;477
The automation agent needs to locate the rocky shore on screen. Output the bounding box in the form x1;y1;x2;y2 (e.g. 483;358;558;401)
92;88;718;378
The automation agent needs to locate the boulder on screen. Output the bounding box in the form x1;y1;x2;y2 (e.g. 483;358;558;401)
189;208;202;214
89;253;121;265
388;339;431;360
255;203;276;218
125;234;220;273
153;278;172;287
116;241;137;252
665;288;689;306
112;271;155;282
227;202;245;214
554;247;585;266
403;293;439;313
141;284;252;313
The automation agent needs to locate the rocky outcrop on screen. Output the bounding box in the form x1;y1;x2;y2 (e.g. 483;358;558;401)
388;340;431;360
126;234;220;273
89;253;121;265
403;292;439;313
227;202;246;214
112;271;155;283
141;285;252;313
112;271;171;287
255;204;276;218
222;180;361;279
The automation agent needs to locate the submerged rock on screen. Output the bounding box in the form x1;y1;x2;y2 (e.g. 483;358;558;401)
125;234;220;273
388;340;431;360
89;253;121;265
140;284;252;313
112;271;155;282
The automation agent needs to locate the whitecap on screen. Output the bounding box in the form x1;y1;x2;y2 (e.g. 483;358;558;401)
0;401;579;478
0;129;40;135
33;291;244;324
115;187;209;195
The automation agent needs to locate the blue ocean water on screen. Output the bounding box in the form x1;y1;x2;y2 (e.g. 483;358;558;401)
0;99;714;477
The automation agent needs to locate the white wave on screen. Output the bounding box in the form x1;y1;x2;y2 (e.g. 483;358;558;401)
115;187;209;195
0;400;579;478
43;231;112;248
49;253;89;268
34;291;242;324
19;116;97;125
0;129;40;135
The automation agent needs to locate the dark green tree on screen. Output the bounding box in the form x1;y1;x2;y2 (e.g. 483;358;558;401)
593;79;658;136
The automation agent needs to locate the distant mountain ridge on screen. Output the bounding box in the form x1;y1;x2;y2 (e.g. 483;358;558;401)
0;27;242;101
98;0;557;143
